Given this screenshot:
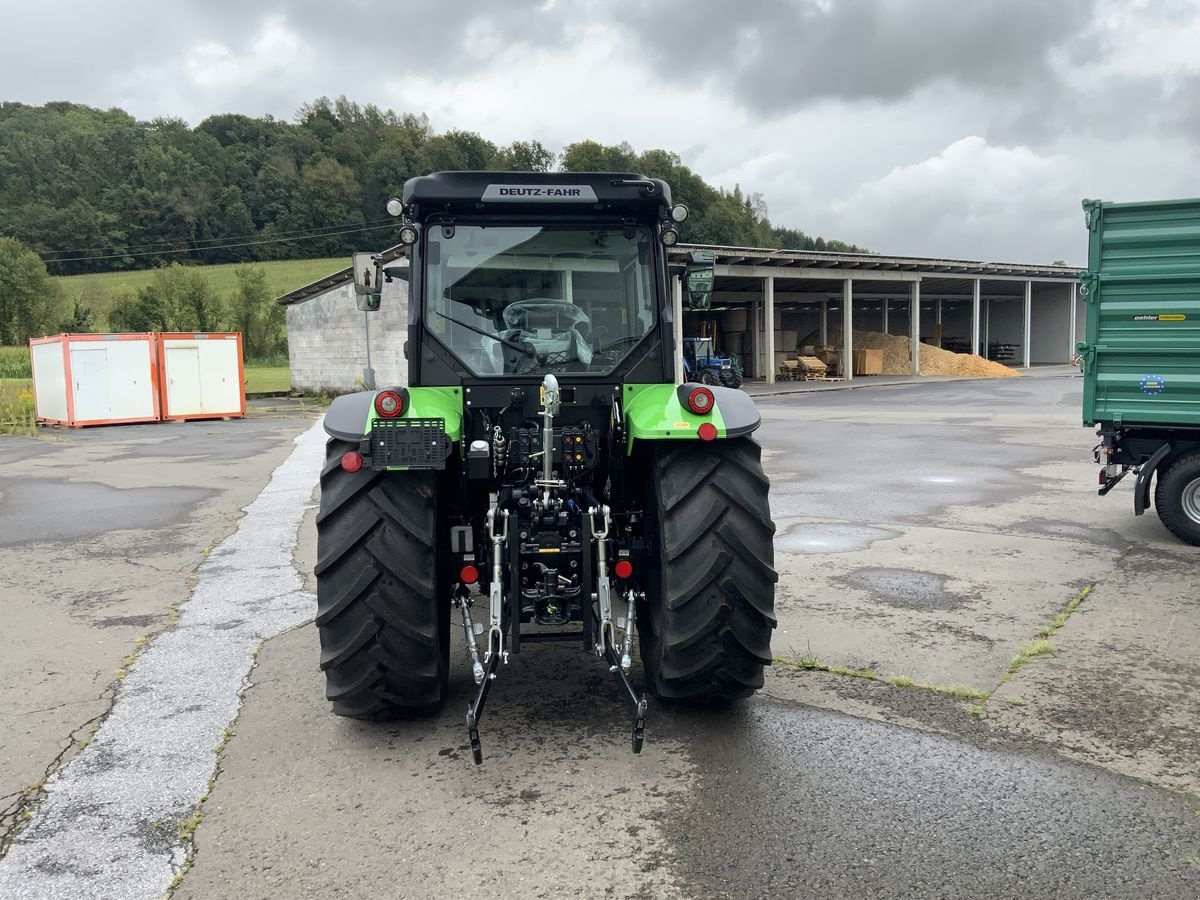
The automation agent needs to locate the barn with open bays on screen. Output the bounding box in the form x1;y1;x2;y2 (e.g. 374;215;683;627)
277;244;1082;393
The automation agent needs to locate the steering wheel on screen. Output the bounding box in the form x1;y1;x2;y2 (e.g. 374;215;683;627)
502;298;588;333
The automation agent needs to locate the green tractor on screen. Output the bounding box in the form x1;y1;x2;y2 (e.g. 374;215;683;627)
317;172;776;763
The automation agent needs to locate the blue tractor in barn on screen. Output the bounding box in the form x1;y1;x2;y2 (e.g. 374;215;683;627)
683;337;744;388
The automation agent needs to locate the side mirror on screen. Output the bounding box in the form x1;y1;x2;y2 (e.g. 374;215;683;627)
352;252;383;312
683;249;715;310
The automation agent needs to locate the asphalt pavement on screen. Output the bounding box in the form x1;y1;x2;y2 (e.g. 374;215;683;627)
0;376;1197;899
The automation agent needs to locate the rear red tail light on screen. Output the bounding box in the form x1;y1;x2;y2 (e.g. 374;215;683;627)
374;390;404;418
697;422;718;442
687;386;715;415
459;564;479;584
341;451;364;473
614;559;634;579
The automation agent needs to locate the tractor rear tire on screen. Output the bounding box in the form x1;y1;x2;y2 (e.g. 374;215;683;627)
1154;451;1200;546
315;439;450;718
640;438;777;702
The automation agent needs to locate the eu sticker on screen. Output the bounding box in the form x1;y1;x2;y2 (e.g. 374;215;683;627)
1139;375;1166;395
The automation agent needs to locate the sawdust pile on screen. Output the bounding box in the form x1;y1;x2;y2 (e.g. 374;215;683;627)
802;329;1020;378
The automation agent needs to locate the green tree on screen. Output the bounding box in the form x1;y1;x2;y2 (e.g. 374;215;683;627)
108;265;222;332
491;140;555;172
228;265;284;358
422;130;498;172
274;157;364;257
107;287;158;332
0;236;63;343
560;140;638;173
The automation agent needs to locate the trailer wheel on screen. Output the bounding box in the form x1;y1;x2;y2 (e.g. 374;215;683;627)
315;439;450;718
1154;451;1200;547
640;438;778;702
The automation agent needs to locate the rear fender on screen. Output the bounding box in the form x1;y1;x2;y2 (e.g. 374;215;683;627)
1134;442;1172;516
322;387;464;443
622;382;760;453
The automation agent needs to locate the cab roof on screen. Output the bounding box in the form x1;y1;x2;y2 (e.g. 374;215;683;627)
401;171;673;220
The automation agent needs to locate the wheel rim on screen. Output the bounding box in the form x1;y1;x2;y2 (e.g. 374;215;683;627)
1182;476;1200;525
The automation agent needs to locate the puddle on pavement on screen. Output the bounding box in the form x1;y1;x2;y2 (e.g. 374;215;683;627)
775;522;898;554
1018;519;1128;549
0;481;215;545
842;567;969;610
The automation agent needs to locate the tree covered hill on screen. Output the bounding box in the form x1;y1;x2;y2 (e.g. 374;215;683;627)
0;97;866;276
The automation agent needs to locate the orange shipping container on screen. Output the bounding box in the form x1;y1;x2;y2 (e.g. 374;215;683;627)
157;333;246;421
29;333;161;427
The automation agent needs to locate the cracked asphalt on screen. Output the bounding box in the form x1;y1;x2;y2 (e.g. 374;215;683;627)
1;375;1198;899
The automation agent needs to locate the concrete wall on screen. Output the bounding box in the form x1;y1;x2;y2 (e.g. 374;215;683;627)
853;300;884;333
1030;284;1072;364
885;299;911;337
985;298;1025;364
285;270;410;393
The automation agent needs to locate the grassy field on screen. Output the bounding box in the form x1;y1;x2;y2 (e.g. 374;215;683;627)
54;257;346;313
0;378;35;435
0;345;31;378
243;366;291;394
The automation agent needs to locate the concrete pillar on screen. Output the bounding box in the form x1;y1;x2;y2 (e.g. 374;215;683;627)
971;279;981;356
1023;280;1032;368
1068;281;1078;358
764;276;776;385
820;300;828;346
842;278;854;382
750;299;760;379
882;300;889;335
910;280;921;375
672;276;684;384
984;298;990;352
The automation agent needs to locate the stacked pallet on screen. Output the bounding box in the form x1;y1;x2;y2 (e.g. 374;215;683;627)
778;355;828;381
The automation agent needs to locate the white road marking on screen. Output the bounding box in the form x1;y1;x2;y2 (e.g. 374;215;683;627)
0;420;326;900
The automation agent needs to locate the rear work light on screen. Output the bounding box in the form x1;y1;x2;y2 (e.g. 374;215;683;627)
687;386;715;415
374;390;405;418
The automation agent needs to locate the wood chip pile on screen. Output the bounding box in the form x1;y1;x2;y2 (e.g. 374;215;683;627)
801;329;1020;378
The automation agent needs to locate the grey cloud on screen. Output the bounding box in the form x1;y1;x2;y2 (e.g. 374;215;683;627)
606;0;1097;108
0;0;575;122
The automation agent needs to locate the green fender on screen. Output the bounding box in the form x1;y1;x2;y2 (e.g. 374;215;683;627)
622;383;761;453
322;386;464;443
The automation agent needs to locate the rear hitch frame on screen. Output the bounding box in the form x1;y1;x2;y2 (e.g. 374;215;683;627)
466;630;503;765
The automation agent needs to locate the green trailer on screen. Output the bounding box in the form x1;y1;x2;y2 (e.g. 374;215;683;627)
1079;197;1200;545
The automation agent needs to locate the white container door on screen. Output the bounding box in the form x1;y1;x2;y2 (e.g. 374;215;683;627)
196;338;241;415
106;339;156;420
70;346;111;421
166;347;203;415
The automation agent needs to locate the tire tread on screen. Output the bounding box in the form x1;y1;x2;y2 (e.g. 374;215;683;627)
315;439;448;718
643;438;778;702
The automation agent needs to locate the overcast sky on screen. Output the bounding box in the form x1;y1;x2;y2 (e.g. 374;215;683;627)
3;0;1198;264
